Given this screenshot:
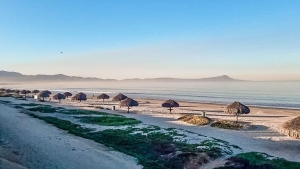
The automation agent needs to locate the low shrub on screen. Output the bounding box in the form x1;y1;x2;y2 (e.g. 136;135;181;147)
178;115;210;125
77;116;142;126
211;120;243;130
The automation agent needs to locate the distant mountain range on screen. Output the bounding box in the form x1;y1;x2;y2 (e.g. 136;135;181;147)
0;70;243;82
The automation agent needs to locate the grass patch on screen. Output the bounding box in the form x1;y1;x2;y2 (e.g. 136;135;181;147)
19;103;42;107
27;105;57;113
0;100;12;104
57;109;119;116
77;116;142;126
233;152;300;169
211;120;243;130
14;105;24;109
178;115;210;125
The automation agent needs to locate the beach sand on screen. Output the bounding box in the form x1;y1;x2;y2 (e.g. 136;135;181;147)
0;96;300;168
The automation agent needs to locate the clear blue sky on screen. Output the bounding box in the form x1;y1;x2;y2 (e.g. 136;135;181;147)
1;0;300;80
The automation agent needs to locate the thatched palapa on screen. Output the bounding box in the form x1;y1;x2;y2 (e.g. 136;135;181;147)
5;89;12;93
64;92;72;98
21;90;31;98
38;91;50;101
224;101;250;122
119;98;139;113
97;94;110;103
53;93;65;103
162;100;179;113
72;92;87;102
112;93;127;102
32;90;40;94
41;90;52;95
280;116;300;139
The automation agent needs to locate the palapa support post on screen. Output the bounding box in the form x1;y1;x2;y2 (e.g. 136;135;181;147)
169;107;173;114
127;106;130;113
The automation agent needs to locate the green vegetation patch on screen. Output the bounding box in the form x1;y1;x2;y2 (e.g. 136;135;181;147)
57;109;119;116
19;103;42;107
235;152;300;169
27;105;57;113
211;120;243;130
0;100;12;104
77;116;142;126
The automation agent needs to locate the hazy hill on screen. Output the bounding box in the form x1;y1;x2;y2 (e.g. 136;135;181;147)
0;70;243;82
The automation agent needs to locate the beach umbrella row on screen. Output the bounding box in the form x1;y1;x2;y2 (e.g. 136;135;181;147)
0;88;251;121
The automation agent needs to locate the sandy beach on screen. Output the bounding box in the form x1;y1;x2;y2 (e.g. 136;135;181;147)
0;96;300;168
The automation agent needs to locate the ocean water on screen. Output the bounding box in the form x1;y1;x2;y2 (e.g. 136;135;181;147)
47;81;300;109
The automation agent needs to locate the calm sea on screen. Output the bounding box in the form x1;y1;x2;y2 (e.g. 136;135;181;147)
46;81;300;109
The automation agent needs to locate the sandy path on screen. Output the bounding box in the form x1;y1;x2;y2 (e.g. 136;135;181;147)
0;103;140;169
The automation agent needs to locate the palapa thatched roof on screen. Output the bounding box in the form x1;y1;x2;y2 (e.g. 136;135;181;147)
38;91;50;98
53;93;65;100
5;89;12;93
224;101;250;115
162;100;180;108
72;92;87;101
282;116;300;131
97;93;110;100
21;90;28;94
112;93;127;101
41;90;52;95
64;92;72;97
32;90;40;94
119;98;139;107
281;116;300;139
